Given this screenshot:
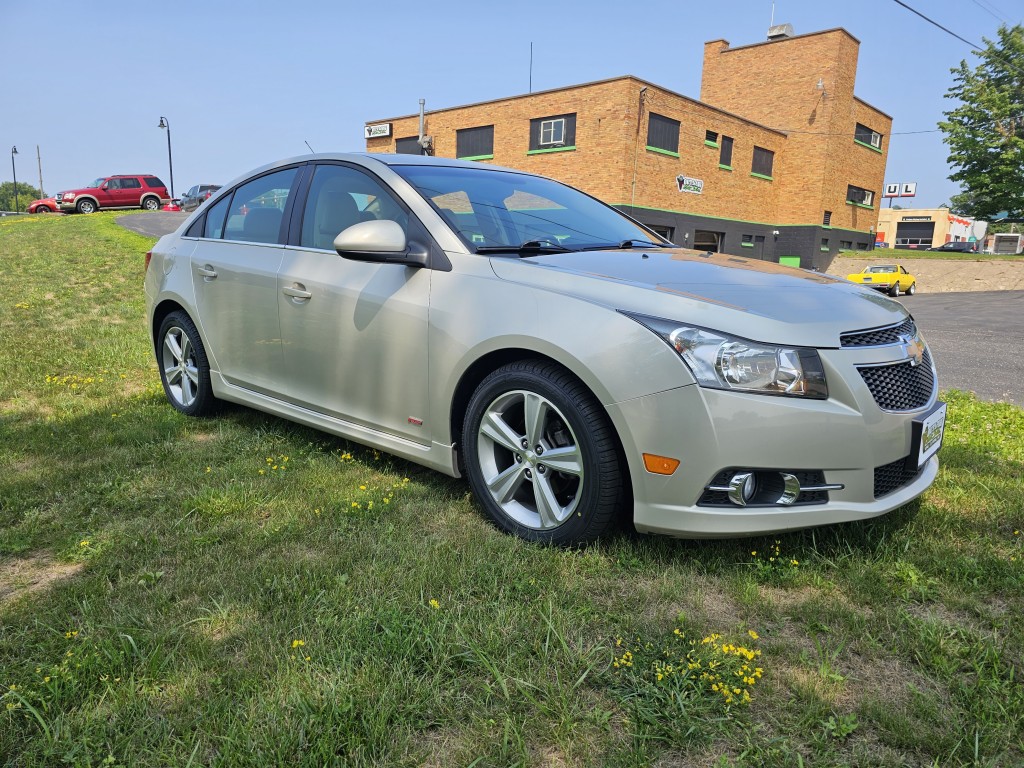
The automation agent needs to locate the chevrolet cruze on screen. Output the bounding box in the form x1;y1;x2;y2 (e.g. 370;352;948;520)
144;154;945;545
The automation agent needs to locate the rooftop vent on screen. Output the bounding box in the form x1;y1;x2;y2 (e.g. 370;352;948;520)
768;23;794;40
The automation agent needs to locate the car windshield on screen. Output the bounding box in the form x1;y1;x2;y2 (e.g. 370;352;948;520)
88;178;105;188
865;265;897;273
392;164;666;253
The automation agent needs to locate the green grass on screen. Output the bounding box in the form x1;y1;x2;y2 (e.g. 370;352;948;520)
2;213;1022;767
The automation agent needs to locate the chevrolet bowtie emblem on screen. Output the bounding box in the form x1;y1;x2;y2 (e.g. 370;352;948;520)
898;332;924;367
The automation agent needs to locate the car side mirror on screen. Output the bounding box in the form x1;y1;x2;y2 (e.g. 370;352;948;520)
100;183;108;190
334;220;428;268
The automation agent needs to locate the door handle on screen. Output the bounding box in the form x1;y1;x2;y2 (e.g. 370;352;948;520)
196;265;218;279
282;284;312;300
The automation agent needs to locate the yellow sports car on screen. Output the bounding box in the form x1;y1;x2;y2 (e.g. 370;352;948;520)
845;264;916;296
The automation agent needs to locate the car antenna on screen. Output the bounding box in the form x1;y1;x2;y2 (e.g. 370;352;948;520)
304;140;316;153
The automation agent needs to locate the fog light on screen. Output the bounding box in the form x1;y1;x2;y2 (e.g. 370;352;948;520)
728;472;757;507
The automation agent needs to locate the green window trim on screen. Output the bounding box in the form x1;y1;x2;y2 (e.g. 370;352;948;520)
821;225;833;229
526;145;576;155
704;140;719;148
645;145;680;158
846;201;875;210
750;172;774;181
853;139;883;154
718;164;732;171
456;154;494;162
820;247;830;251
741;242;755;248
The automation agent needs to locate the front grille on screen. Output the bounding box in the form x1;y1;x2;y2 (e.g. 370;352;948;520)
874;457;921;498
841;318;917;348
857;350;935;411
698;469;829;507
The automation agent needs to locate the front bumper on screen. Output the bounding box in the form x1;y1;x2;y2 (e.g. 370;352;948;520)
608;344;940;538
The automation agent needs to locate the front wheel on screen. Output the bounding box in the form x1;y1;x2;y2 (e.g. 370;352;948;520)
76;199;96;214
907;282;916;295
35;205;51;213
462;360;623;545
157;311;217;416
142;196;160;211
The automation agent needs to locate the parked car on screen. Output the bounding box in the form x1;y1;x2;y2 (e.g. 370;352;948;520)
27;196;59;213
145;154;944;545
927;241;978;253
845;264;917;296
56;175;169;214
179;184;221;213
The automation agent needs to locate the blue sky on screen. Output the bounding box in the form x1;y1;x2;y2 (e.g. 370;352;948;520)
6;0;1021;207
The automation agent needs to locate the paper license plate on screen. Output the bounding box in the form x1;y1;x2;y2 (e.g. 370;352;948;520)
914;402;946;468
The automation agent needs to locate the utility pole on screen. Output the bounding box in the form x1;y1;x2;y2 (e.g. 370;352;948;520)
36;145;44;197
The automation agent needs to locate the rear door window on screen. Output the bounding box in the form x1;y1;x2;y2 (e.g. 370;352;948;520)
223;168;298;245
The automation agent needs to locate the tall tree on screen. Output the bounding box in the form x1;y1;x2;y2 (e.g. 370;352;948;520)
940;24;1024;220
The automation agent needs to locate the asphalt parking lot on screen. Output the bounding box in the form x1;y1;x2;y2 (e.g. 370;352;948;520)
897;291;1023;406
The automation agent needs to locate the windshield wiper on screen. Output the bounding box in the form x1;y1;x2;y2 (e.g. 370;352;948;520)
578;239;669;251
475;239;575;256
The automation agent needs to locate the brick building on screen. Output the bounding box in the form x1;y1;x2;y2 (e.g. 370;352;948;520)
365;26;890;270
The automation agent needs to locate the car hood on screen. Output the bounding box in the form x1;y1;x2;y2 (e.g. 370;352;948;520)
488;248;908;348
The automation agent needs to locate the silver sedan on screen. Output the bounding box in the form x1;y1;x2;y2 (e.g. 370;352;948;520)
144;154;944;544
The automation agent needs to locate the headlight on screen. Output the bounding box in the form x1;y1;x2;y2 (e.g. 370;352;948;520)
625;313;828;398
64;193;75;200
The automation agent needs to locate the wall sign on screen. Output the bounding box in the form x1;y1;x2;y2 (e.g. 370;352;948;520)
364;123;392;139
901;216;932;222
676;174;704;194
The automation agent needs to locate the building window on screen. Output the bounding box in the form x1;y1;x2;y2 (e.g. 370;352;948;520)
847;185;874;207
751;146;774;179
646;113;680;156
854;123;883;150
529;114;576;152
856;242;870;250
840;240;853;249
741;234;754;247
705;130;718;147
823;210;832;226
719;136;733;168
648;224;674;242
821;238;830;251
395;136;422;155
456;125;494;160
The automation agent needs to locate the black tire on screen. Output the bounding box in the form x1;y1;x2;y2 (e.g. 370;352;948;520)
462;360;623;545
889;282;901;297
142;196;160;211
907;282;916;295
76;199;96;214
156;311;217;417
35;205;51;213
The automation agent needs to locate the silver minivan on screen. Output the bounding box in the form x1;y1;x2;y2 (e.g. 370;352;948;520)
144;154;944;544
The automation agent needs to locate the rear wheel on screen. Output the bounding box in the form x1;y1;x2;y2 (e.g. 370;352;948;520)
76;199;96;214
142;196;160;211
907;282;916;295
157;311;217;417
462;360;623;545
889;282;901;297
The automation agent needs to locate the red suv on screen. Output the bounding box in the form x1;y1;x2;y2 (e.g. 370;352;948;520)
56;175;170;214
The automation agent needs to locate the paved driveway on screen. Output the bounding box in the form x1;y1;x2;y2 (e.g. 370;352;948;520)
116;211;188;238
897;291;1024;405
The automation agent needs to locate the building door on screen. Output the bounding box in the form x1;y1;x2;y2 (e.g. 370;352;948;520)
693;230;723;252
753;235;766;260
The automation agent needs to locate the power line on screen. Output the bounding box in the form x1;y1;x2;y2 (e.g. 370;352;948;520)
970;0;1010;24
890;0;984;50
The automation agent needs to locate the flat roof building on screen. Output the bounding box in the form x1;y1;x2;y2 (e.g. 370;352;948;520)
366;26;890;271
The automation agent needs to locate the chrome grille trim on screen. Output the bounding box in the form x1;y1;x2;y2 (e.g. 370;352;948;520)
840;317;917;348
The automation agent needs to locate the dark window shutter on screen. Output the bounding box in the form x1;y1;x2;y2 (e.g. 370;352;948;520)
752;147;774;177
395;136;422;155
456;126;494;158
719;136;733;166
646;113;680;153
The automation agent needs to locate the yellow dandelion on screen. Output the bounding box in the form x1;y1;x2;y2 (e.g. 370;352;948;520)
429;598;440;610
747;629;759;640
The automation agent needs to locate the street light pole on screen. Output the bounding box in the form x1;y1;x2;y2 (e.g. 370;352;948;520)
158;117;174;199
11;146;19;213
